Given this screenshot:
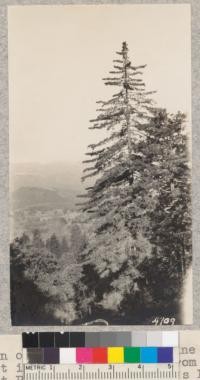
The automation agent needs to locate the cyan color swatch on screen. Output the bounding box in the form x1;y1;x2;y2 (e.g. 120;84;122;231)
140;347;157;363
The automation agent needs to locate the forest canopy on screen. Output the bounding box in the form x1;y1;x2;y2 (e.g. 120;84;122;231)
11;42;191;325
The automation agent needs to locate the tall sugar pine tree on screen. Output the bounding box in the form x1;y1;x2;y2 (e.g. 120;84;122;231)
80;41;155;210
77;42;155;320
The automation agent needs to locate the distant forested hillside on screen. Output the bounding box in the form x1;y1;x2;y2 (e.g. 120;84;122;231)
10;162;84;209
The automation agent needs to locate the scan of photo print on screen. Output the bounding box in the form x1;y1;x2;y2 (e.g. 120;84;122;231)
8;4;192;325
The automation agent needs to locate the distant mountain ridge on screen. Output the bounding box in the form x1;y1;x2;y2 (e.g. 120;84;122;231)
12;187;68;210
10;162;85;210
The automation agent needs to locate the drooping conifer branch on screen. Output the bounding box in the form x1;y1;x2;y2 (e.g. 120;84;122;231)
78;42;155;214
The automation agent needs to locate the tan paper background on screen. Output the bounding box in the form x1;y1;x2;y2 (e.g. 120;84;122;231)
0;0;199;333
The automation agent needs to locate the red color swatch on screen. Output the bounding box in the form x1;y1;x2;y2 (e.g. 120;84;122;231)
92;348;108;363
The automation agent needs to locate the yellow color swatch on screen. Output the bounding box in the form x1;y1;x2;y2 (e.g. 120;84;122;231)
108;347;124;363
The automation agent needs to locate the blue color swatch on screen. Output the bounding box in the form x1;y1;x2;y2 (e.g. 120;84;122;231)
158;347;173;363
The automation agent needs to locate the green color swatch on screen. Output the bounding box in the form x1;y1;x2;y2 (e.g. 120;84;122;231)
124;347;140;363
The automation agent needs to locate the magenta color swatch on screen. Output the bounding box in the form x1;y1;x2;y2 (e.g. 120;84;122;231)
76;348;93;363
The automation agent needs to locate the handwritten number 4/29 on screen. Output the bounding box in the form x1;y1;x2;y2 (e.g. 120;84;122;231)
152;317;176;325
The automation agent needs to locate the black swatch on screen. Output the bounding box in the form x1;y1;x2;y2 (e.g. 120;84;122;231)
39;332;54;347
55;332;70;347
22;333;39;348
70;332;85;347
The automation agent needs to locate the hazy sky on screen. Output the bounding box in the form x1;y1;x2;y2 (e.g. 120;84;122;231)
8;4;191;164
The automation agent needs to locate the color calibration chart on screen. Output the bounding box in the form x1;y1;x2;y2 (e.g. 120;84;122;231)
0;330;200;380
22;331;178;365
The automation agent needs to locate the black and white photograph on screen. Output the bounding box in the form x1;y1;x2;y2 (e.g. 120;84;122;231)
8;4;192;325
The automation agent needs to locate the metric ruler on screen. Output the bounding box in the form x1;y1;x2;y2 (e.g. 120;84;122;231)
24;363;179;380
0;331;200;380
